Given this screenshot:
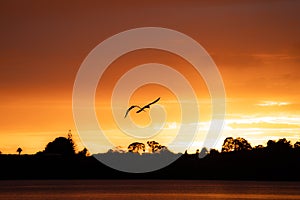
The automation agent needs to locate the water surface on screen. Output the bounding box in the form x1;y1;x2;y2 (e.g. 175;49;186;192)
0;180;300;200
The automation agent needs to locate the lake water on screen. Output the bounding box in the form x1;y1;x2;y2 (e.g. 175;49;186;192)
0;180;300;200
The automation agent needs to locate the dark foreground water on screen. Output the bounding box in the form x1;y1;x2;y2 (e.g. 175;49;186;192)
0;180;300;200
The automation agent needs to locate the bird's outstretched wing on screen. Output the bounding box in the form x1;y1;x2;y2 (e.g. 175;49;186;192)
124;105;141;118
146;97;160;106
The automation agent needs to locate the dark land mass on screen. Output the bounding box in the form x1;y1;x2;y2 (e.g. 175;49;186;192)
1;147;300;180
1;135;300;180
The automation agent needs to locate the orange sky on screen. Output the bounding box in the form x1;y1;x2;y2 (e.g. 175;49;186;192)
0;0;300;154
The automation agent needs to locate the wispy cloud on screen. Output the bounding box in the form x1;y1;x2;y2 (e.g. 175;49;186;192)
251;53;299;61
226;116;300;125
229;122;300;129
256;101;290;107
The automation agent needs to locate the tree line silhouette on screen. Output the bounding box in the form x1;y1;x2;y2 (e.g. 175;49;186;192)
0;131;300;180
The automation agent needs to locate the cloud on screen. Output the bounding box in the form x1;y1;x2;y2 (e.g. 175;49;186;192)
256;101;290;107
226;116;300;125
229;122;300;129
164;122;177;130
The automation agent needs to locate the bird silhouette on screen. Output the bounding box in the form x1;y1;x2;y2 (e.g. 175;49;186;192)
124;105;142;118
136;97;160;113
124;97;160;118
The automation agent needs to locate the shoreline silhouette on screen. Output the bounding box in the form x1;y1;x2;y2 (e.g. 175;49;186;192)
0;133;300;180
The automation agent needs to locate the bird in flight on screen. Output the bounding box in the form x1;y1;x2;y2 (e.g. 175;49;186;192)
124;97;161;118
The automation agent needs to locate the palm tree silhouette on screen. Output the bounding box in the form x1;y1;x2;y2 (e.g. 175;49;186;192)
16;147;22;155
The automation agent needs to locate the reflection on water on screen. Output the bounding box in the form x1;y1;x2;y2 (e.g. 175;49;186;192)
0;180;300;200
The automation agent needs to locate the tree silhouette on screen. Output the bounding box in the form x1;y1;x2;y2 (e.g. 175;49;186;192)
198;147;209;158
234;137;252;151
43;135;76;156
267;140;276;149
16;147;22;155
221;137;252;152
3;136;300;180
128;142;145;154
209;149;220;157
147;141;165;153
267;138;292;153
209;149;219;154
277;138;292;149
106;146;126;154
294;141;300;149
78;147;89;157
254;144;264;149
221;137;235;152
